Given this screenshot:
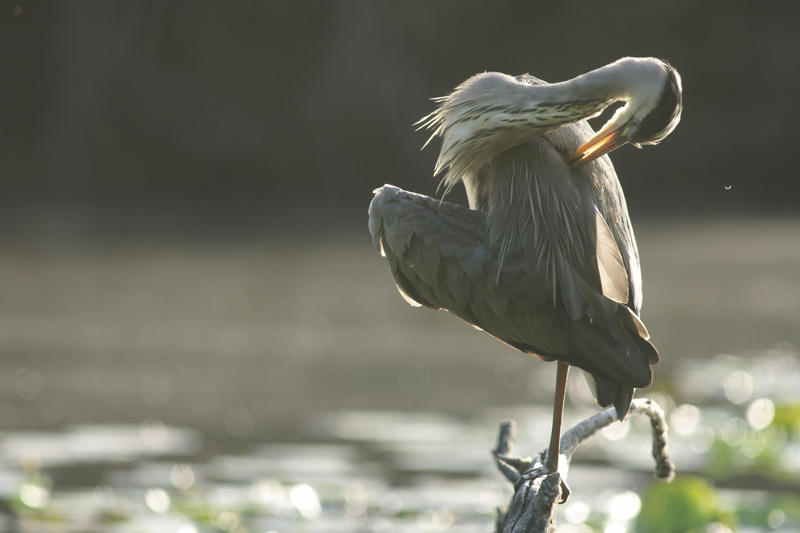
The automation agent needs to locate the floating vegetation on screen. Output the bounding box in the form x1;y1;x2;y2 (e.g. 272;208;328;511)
0;348;798;532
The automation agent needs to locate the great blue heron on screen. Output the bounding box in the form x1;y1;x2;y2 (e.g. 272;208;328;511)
368;57;682;500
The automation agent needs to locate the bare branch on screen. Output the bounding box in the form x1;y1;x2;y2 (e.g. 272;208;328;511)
493;398;674;533
493;420;524;483
630;398;675;482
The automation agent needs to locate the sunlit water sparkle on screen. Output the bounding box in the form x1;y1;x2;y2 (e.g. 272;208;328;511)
0;351;798;532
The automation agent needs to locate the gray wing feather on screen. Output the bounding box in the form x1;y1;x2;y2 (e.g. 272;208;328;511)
443;256;471;307
572;318;652;388
405;235;440;288
369;185;657;407
558;258;590;321
482;281;509;317
462;247;487;281
370;184;583;360
575;275;619;318
370;185;567;354
593;209;629;304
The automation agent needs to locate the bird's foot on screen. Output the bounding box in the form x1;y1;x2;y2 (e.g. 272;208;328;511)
513;464;571;504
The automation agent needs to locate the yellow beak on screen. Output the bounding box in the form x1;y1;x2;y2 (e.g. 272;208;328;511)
567;127;628;168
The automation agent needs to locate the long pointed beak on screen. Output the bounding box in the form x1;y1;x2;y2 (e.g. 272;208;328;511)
567;127;628;168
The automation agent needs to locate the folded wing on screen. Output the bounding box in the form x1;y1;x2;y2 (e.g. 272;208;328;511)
369;184;658;419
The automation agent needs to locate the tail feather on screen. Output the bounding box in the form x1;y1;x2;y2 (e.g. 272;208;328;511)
584;371;635;420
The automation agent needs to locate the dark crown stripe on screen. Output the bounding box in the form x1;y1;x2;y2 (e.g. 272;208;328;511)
633;66;682;143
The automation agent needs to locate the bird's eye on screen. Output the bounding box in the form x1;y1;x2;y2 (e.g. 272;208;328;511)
631;119;640;129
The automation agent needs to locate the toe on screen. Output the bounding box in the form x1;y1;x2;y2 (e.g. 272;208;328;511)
558;479;571;504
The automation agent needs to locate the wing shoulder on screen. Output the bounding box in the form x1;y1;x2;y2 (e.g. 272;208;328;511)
369;185;489;313
369;185;572;356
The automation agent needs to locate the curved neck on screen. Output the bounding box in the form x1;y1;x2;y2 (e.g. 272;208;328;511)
426;57;666;192
533;57;664;108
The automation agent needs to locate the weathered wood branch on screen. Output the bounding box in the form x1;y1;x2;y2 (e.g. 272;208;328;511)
492;398;674;533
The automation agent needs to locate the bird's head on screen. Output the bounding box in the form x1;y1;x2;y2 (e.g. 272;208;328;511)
567;59;682;168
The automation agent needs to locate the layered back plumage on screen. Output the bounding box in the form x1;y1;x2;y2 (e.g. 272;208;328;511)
422;73;642;316
371;58;681;423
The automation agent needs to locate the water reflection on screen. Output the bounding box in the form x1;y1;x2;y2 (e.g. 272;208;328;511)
689;426;715;453
746;398;775;429
724;370;754;404
289;484;321;519
19;481;49;509
144;487;171;513
670;404;700;435
169;464;196;491
1;349;799;532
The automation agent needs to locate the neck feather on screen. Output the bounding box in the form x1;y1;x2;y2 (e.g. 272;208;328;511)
423;57;666;192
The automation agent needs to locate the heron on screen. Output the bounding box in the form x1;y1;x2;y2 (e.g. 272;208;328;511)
368;57;682;501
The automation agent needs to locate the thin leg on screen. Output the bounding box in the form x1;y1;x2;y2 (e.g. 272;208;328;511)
544;361;570;472
513;360;572;502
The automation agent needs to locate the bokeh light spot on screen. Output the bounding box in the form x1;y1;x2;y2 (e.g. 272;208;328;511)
144;488;170;513
140;420;169;450
431;508;454;530
740;430;766;458
606;491;640;521
564;500;591;524
689;425;715;453
380;492;403;515
604;522;625;533
721;417;747;446
19;483;49;508
745;398;774;430
249;479;287;511
93;485;115;507
215;510;241;531
344;481;368;517
670;404;700;435
765;424;788;452
767;509;785;528
290;484;321;519
724;371;753;404
170;464;196;491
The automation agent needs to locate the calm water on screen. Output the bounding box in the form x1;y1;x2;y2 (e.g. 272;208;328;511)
0;216;798;531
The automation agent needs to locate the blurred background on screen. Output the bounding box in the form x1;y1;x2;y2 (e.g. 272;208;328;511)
0;1;799;532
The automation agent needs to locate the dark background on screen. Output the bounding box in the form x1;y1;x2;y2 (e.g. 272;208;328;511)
2;1;799;234
0;2;799;445
0;6;798;529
